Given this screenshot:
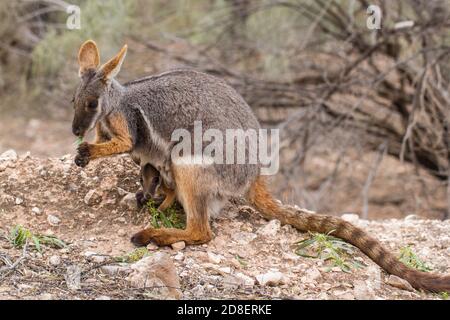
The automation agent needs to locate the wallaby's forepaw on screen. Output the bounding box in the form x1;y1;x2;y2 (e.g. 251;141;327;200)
135;191;146;208
75;142;91;167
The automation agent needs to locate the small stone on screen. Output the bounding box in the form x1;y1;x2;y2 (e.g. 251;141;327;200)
331;267;342;272
100;265;130;276
95;296;111;300
84;189;101;206
301;267;322;283
173;252;184;261
32;207;41;215
65;265;81;291
353;280;375;300
147;243;158;251
47;214;60;226
49;255;61;266
231;231;257;245
256;219;281;237
341;213;359;223
117;229;126;237
117;187;128;196
38;293;53;300
234;272;255;287
218;267;232;274
0;149;18;162
15;197;24;205
171;241;185;251
386;275;414;291
120;193;137;210
256;271;288;286
334;291;355;300
207;251;222;264
404;214;419;221
84;251;107;263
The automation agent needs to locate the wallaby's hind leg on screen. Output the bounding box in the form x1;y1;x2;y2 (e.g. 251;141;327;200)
131;166;213;247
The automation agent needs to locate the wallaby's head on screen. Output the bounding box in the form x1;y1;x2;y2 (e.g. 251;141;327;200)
71;40;127;138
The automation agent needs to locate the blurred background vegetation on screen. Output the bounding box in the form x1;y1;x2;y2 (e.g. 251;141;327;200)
0;0;449;220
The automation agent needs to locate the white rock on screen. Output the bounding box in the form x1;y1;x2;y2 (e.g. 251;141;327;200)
95;296;111;300
341;213;360;223
65;265;81;291
171;241;185;251
84;251;107;263
32;207;41;215
207;251;222;264
231;232;257;245
234;272;255;287
126;252;181;299
353;280;375;300
100;265;130;276
146;243;158;251
404;214;420;221
173;252;184;261
218;267;232;274
0;149;17;162
15;197;24;205
301;267;322;283
84;189;100;206
256;219;281;237
47;214;60;226
120;192;137;210
386;275;414;291
117;187;128;196
49;255;61;266
256;271;288;286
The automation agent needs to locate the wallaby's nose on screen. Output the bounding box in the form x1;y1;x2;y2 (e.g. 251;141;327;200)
72;127;81;136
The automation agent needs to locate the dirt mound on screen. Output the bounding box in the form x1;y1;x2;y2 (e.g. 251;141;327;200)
0;151;449;299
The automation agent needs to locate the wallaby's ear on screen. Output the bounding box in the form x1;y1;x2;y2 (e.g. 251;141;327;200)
99;44;127;81
78;40;100;76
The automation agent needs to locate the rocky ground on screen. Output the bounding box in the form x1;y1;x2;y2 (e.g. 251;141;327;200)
0;150;449;300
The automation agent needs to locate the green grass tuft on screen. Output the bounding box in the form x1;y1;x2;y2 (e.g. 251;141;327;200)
115;247;150;263
295;230;365;273
439;291;449;300
398;246;433;272
9;225;66;252
146;198;185;229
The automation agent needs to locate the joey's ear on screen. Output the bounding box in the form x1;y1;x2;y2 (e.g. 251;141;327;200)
99;44;127;81
78;40;100;76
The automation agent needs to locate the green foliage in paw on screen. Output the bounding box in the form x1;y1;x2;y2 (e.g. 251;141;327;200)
9;225;66;252
74;136;84;147
295;230;365;273
145;198;185;229
398;246;433;272
439;292;448;300
115;247;150;263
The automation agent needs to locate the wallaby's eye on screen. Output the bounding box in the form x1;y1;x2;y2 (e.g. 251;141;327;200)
87;100;98;110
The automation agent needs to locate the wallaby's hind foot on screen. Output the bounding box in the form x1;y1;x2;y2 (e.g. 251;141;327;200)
131;226;212;247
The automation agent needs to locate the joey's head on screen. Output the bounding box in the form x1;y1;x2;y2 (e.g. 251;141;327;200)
141;164;161;197
71;40;127;138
